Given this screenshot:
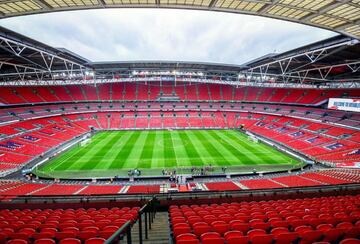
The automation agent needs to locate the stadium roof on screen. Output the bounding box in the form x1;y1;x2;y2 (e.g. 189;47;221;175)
0;0;359;39
0;26;359;88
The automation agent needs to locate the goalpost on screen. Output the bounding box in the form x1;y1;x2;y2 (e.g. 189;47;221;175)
249;135;259;143
246;131;259;143
80;135;91;147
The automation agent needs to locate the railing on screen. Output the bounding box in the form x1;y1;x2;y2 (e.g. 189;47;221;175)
105;197;158;244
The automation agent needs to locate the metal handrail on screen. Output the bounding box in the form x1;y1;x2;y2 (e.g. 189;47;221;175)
104;197;157;244
104;220;132;244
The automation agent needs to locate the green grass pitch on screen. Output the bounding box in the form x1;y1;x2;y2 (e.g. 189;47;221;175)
36;130;302;179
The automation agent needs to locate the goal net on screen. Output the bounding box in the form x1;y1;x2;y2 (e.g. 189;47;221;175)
248;134;259;143
80;138;91;147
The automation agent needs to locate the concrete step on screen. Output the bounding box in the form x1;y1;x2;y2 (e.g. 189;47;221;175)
131;211;170;244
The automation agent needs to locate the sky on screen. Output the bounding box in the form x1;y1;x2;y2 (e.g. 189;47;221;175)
0;9;337;65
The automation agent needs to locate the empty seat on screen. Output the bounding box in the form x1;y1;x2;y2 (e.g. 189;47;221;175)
193;224;212;237
176;233;199;244
84;238;106;244
275;232;299;244
250;234;274;244
299;230;323;244
340;239;360;244
34;239;56;244
59;238;81;244
211;221;229;235
7;240;27;244
200;232;224;244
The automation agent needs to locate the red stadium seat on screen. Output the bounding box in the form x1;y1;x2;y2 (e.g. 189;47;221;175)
299;230;323;244
224;231;245;243
8;233;28;241
33;233;55;240
59;238;81;244
322;228;344;242
340;239;360;244
224;230;243;239
6;240;27;244
98;231;115;239
34;239;56;244
343;227;360;239
84;238;106;244
78;231;98;241
226;236;248;244
295;225;313;234
200;232;225;244
337;222;354;230
230;222;249;233
193;224;212;237
173;226;192;238
247;229;266;238
211;221;229;235
275;232;299;244
250;234;274;244
271;227;289;236
176;233;198;243
177;240;200;244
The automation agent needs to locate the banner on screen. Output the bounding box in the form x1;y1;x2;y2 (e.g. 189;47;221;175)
335;162;360;168
328;98;360;112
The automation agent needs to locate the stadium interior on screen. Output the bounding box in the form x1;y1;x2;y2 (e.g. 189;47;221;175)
0;4;360;244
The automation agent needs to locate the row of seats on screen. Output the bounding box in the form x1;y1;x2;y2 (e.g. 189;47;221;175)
204;170;359;190
1;101;359;130
5;237;106;244
169;194;360;244
0;84;358;105
0;112;359;160
0;182;160;196
0;206;139;243
238;115;359;164
0;169;358;197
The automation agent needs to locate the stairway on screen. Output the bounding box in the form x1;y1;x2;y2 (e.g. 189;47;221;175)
131;211;170;244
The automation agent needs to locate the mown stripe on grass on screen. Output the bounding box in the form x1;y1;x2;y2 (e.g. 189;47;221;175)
224;130;280;165
202;130;243;165
211;130;260;165
109;131;142;169
192;130;231;166
78;132;123;170
51;132;110;171
178;130;205;166
163;131;177;168
151;130;165;168
99;131;136;169
82;132;128;170
224;130;274;164
170;130;193;167
121;131;149;169
137;131;156;168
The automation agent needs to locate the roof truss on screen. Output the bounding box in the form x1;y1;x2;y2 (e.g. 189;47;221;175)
0;0;359;38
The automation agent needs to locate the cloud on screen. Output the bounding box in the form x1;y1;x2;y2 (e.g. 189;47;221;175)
0;9;336;64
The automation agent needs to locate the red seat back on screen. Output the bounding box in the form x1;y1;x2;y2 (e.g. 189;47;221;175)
59;238;81;244
275;232;299;244
226;236;248;244
250;234;274;244
34;239;56;244
193;225;212;237
176;233;197;242
84;238;106;244
201;237;224;244
340;238;360;244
